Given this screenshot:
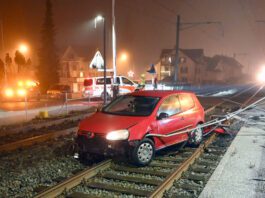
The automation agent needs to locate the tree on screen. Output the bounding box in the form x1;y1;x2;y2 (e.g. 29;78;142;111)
14;50;26;73
5;53;12;74
36;0;59;93
25;58;32;70
0;58;4;82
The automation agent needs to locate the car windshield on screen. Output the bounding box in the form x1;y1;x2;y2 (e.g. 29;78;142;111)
103;95;160;116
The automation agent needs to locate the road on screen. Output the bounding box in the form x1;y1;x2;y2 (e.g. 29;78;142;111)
0;98;101;112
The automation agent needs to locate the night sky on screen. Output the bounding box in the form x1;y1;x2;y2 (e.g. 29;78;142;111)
1;0;265;77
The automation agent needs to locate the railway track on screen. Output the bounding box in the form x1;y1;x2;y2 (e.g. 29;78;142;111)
0;107;95;138
0;108;95;152
0;84;263;197
33;84;265;198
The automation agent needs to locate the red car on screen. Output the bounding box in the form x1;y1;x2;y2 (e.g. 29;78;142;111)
77;90;205;166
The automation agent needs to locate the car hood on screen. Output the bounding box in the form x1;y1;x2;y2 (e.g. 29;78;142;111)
79;112;147;134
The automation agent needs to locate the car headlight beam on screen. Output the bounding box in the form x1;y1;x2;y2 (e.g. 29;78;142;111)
106;130;129;141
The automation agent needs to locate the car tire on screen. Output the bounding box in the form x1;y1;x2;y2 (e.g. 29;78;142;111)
131;138;155;166
188;124;203;147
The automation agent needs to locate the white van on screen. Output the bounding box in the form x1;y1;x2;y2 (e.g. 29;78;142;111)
83;76;138;98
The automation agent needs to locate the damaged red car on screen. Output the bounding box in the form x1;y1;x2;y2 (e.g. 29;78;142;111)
76;90;205;166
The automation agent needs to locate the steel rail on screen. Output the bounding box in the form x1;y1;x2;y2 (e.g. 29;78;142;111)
0;127;77;152
149;133;216;197
34;160;112;198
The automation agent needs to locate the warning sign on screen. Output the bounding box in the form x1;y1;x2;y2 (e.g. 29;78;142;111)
89;50;104;70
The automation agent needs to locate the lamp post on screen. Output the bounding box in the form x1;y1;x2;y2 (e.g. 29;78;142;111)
95;15;107;105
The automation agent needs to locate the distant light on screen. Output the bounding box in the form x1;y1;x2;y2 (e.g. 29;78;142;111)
18;44;28;54
5;88;14;97
257;66;265;83
94;15;104;28
128;70;134;77
26;80;36;87
95;15;104;21
18;80;24;87
120;53;128;62
17;89;26;96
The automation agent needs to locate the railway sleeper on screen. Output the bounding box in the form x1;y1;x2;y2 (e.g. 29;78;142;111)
155;156;186;163
196;158;218;167
174;182;202;192
111;165;170;177
150;161;179;169
189;165;213;174
86;181;151;197
100;171;162;186
180;152;194;157
204;148;225;155
207;145;227;151
201;153;220;160
164;190;194;198
66;191;101;198
183;172;208;183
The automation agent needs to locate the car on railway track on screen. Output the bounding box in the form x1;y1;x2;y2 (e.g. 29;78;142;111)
76;90;205;166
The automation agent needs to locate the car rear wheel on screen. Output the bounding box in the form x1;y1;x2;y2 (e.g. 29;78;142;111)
188;124;203;147
131;138;155;166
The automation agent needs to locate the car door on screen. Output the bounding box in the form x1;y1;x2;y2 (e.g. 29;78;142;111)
156;95;189;148
178;93;197;127
120;77;136;94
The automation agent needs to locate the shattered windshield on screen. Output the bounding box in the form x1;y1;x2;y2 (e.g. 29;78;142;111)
103;95;160;116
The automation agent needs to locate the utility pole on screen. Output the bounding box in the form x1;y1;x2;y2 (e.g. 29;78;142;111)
173;17;222;85
112;0;117;83
174;15;180;84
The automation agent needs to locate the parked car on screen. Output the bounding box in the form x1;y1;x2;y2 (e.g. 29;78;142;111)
76;90;205;166
47;84;71;99
82;76;138;99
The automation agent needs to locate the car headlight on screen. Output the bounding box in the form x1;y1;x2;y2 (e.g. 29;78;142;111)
106;130;129;141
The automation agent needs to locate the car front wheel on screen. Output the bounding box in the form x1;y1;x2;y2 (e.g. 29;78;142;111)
131;138;155;166
188;124;203;147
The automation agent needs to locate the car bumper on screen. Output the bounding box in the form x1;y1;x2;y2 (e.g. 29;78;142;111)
76;134;135;156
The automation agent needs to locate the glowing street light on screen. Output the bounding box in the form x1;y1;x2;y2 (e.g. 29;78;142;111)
18;44;29;54
120;52;128;62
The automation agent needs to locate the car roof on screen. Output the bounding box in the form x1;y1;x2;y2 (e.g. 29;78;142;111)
130;90;194;98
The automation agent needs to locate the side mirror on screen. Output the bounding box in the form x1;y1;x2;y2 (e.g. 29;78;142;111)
157;112;169;120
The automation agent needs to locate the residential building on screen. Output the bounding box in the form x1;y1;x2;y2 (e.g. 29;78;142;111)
59;46;100;97
159;48;204;84
159;48;243;85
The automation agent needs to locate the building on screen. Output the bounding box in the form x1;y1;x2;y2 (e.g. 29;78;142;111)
159;48;204;84
203;55;243;84
159;48;243;85
59;46;100;97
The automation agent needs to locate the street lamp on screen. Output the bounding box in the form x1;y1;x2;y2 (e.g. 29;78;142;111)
95;15;107;105
120;52;128;62
18;44;29;54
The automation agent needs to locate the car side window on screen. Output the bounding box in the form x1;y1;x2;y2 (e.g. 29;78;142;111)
179;94;195;111
122;77;133;85
157;95;181;117
115;77;120;84
96;78;111;85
